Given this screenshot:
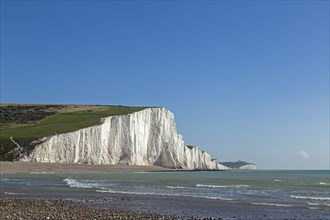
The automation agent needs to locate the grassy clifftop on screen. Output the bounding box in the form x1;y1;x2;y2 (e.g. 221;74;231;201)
0;104;147;161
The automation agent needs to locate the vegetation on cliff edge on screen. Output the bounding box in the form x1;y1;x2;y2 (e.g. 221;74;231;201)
0;104;147;161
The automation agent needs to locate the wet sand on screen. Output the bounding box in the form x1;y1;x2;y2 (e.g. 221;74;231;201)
0;162;174;174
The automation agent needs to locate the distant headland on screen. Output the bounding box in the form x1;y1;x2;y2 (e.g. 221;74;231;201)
221;161;256;170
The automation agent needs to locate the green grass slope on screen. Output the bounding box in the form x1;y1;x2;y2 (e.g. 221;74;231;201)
0;105;147;161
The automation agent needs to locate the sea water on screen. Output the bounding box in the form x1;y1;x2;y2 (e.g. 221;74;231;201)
1;170;329;211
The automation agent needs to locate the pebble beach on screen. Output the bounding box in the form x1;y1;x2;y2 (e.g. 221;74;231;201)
0;198;222;220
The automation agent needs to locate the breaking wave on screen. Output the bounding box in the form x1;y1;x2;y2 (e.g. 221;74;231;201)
307;202;330;207
4;192;26;195
30;172;55;174
319;182;330;187
63;178;107;189
251;202;294;207
291;195;330;201
166;186;186;189
96;189;233;201
196;184;249;188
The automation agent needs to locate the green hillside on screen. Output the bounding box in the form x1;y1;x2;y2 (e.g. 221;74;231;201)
0;104;147;161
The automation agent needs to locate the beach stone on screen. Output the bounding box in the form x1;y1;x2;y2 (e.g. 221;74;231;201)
0;198;228;220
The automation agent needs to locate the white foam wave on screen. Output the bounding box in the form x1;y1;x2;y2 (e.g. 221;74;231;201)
191;195;233;201
166;186;185;189
4;192;25;195
97;189;173;196
30;172;55;174
319;182;329;186
308;206;320;210
96;189;233;201
251;202;294;207
307;202;330;207
63;178;106;189
274;179;282;182
291;195;330;201
196;184;249;188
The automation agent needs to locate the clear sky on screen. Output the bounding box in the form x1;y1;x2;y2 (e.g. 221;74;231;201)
1;0;329;169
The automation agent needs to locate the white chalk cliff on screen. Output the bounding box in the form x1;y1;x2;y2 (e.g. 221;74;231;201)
237;164;256;170
20;108;227;170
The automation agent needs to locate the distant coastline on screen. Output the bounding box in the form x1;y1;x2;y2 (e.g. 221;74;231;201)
221;160;256;170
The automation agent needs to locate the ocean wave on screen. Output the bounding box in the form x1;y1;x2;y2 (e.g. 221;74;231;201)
307;206;320;210
196;184;249;188
251;202;294;207
97;189;173;196
291;195;330;201
4;192;25;195
307;202;330;207
63;178;107;189
30;172;55;174
96;189;232;201
64;178;91;188
191;195;233;201
165;186;185;189
319;182;330;187
274;179;282;182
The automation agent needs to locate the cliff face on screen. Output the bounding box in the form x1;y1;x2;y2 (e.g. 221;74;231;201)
221;161;256;170
238;164;256;170
20;108;223;170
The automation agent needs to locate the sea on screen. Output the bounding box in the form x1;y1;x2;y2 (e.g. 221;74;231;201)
1;170;329;219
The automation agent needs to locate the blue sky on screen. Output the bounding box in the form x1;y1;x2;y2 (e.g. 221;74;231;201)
1;0;329;169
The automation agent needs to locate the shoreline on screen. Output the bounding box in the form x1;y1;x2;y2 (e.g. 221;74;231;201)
1;190;327;220
0;161;175;174
0;161;228;174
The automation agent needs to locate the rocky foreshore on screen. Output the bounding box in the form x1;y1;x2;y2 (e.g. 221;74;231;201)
0;198;223;220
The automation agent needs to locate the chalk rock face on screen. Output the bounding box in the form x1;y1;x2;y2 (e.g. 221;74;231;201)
20;108;223;170
238;164;256;170
221;161;256;170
